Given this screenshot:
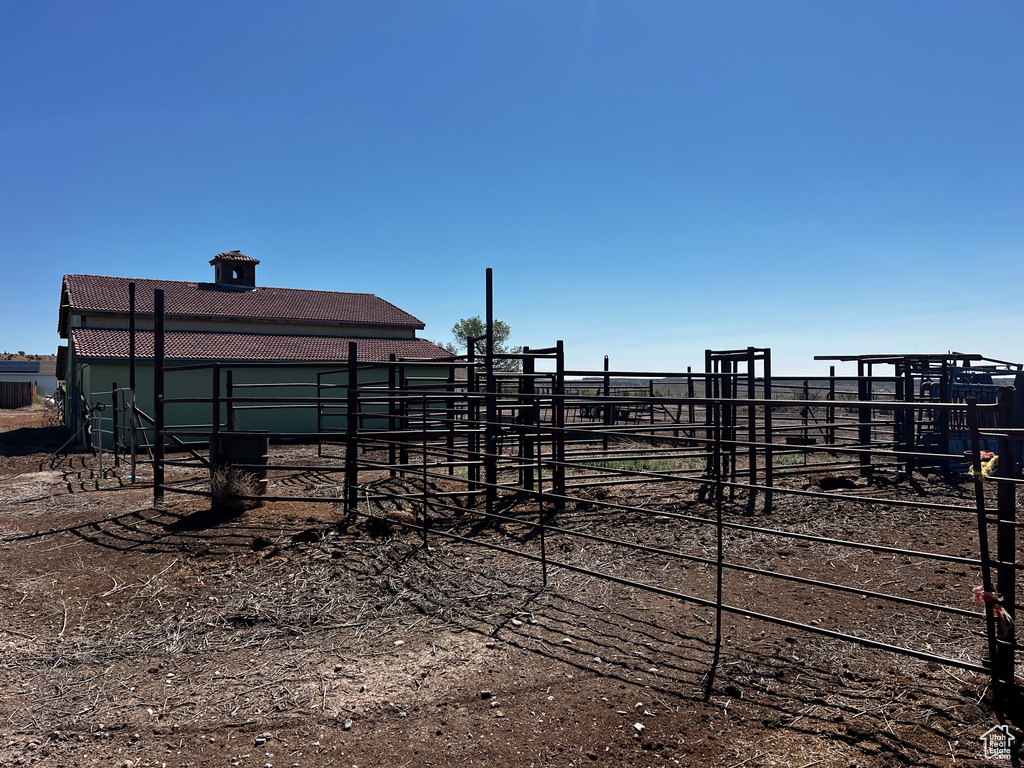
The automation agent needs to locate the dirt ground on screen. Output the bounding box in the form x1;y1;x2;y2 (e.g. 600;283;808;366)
0;404;1020;767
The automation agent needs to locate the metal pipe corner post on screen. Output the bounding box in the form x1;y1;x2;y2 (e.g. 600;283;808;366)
345;342;360;518
153;289;165;506
994;386;1018;705
484;268;497;516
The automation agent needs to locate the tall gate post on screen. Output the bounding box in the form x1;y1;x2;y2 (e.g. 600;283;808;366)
153;289;165;506
994;386;1017;704
484;268;497;516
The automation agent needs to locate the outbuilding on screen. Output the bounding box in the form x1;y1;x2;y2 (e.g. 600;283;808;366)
58;251;451;446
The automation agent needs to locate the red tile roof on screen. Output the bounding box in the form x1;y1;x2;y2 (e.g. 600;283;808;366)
72;329;452;363
62;274;426;329
209;250;259;265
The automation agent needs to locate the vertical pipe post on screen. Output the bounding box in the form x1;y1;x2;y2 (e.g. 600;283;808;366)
827;365;836;445
994;387;1017;702
153;289;165;505
722;359;735;493
704;349;714;476
909;360;917;475
762;350;773;512
345;342;359;517
903;359;916;478
421;390;429;547
537;404;547;587
446;364;456;476
226;370;235;431
746;348;757;509
553;340;565;511
484;268;497;516
602;355;611;452
211;364;221;474
388;354;397;476
687;367;695;428
967;399;1002;705
112;381;120;468
894;361;905;456
522;347;535;491
939;359;951;477
128;282;138;482
316;371;323;458
858;360;871;478
129;282;136;393
467;342;479;507
399;366;409;469
704;399;724;700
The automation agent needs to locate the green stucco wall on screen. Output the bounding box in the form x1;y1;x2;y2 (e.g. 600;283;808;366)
72;360;448;450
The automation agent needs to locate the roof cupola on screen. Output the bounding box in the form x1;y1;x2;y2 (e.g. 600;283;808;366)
210;250;260;289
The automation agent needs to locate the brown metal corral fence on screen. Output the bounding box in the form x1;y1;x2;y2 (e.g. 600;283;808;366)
146;342;1021;717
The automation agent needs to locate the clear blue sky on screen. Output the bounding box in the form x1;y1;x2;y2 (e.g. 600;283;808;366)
2;1;1021;375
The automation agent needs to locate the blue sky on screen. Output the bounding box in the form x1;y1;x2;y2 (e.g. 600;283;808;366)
2;2;1021;375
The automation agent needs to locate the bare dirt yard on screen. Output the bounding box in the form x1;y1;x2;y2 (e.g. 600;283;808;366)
0;405;1019;767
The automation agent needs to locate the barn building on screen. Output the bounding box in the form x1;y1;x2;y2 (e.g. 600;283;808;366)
58;251;451;445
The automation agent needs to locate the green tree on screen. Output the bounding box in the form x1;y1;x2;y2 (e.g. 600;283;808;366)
440;316;522;372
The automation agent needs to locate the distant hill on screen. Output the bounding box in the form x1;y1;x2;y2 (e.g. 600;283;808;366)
1;352;57;362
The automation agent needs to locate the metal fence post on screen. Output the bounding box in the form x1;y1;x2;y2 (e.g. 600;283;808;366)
553;340;565;510
994;386;1017;704
484;268;497;517
762;349;773;512
388;354;397;476
345;342;359;517
211;365;221;472
112;381;120;468
153;289;165;506
522;347;535;491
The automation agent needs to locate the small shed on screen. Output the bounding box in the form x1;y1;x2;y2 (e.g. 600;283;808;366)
0;360;59;404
